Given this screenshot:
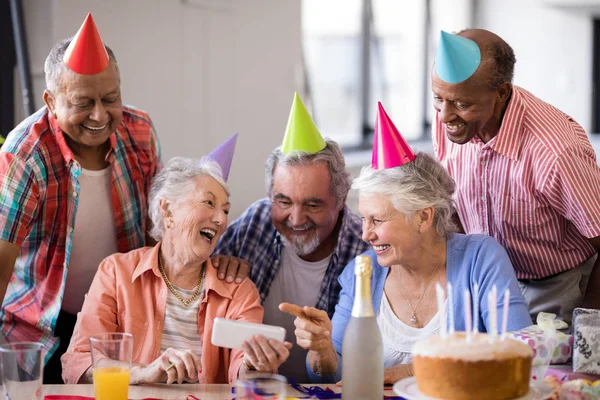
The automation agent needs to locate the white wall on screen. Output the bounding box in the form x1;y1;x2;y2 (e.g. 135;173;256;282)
21;0;303;220
16;0;599;218
474;0;593;132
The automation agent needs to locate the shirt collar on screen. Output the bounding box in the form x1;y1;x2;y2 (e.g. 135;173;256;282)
131;242;162;282
48;115;77;165
47;111;119;165
132;242;233;300
486;85;526;161
331;206;359;261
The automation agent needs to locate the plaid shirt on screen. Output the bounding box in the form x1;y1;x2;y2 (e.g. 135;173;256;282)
215;198;370;318
0;106;161;362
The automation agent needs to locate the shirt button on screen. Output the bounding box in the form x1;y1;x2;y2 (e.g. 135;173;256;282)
73;191;78;198
481;195;486;201
481;160;486;166
63;262;68;268
67;227;73;234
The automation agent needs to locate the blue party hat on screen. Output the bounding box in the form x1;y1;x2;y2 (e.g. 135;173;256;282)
435;31;481;84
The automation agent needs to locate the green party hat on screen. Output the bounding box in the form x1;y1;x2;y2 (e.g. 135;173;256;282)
281;92;326;154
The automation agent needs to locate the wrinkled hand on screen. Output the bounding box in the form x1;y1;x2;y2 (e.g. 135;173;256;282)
136;348;202;385
384;364;413;384
337;365;412;386
279;303;332;353
210;255;250;284
242;335;293;373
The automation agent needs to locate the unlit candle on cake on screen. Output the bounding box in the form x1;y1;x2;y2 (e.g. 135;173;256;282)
488;285;498;342
473;283;479;334
447;282;454;334
501;289;510;340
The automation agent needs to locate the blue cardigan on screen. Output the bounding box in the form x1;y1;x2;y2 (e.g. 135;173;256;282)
307;233;532;382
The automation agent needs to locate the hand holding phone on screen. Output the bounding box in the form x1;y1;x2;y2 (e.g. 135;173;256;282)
211;318;286;350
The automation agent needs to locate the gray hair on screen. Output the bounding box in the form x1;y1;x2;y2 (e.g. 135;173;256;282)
44;37;120;93
264;139;351;207
148;157;230;241
352;152;457;238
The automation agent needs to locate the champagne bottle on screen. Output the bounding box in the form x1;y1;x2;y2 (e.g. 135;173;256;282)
341;255;383;400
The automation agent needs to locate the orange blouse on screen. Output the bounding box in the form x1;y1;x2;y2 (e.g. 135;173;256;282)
61;243;263;384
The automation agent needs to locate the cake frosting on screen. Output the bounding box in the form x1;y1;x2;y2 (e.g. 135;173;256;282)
412;332;533;360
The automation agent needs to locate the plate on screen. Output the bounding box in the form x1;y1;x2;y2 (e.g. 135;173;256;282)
392;377;553;400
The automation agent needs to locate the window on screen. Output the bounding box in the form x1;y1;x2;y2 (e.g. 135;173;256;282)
302;0;474;149
302;0;430;148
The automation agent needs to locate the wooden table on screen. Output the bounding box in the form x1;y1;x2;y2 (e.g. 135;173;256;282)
44;384;235;399
43;383;400;399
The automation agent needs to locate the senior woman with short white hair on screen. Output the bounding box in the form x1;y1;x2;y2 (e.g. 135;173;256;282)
281;152;532;384
62;157;291;385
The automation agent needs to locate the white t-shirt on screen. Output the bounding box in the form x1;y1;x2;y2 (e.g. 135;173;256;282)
62;166;118;314
377;291;441;367
262;246;331;382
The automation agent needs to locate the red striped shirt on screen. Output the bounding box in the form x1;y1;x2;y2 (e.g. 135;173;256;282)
434;86;600;279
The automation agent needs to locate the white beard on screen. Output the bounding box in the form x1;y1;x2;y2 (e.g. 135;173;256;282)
280;231;321;256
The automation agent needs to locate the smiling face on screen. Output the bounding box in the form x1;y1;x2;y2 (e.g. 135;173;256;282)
43;63;122;151
162;175;230;266
270;162;343;261
358;193;421;267
431;30;512;144
431;74;503;144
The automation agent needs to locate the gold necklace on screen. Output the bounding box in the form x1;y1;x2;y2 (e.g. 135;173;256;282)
398;264;439;325
158;257;204;307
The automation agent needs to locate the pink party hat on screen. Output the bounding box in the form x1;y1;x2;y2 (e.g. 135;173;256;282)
63;13;110;75
207;133;238;182
372;102;416;169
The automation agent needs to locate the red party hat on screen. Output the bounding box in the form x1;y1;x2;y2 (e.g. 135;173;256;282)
63;13;110;75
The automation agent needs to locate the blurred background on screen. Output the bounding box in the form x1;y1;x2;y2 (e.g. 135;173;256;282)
1;0;598;217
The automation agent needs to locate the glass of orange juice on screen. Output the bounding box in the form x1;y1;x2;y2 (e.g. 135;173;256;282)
89;333;133;400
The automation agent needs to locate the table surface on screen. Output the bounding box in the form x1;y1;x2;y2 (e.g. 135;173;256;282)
43;383;400;399
44;384;235;399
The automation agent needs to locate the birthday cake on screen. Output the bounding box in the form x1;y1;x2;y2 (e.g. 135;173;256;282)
412;332;533;400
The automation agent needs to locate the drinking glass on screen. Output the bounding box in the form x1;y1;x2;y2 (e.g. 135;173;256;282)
234;373;287;399
89;333;133;400
0;342;44;400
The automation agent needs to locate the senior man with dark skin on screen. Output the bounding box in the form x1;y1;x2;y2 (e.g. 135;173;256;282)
0;14;246;384
432;28;600;325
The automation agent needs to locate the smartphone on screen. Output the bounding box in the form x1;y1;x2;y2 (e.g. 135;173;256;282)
211;318;286;350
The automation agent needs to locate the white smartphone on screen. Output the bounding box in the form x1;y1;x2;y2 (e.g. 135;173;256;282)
211;318;286;350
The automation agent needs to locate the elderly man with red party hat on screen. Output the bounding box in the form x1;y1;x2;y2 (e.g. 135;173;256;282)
282;103;531;384
0;13;158;383
431;29;600;325
0;14;244;383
